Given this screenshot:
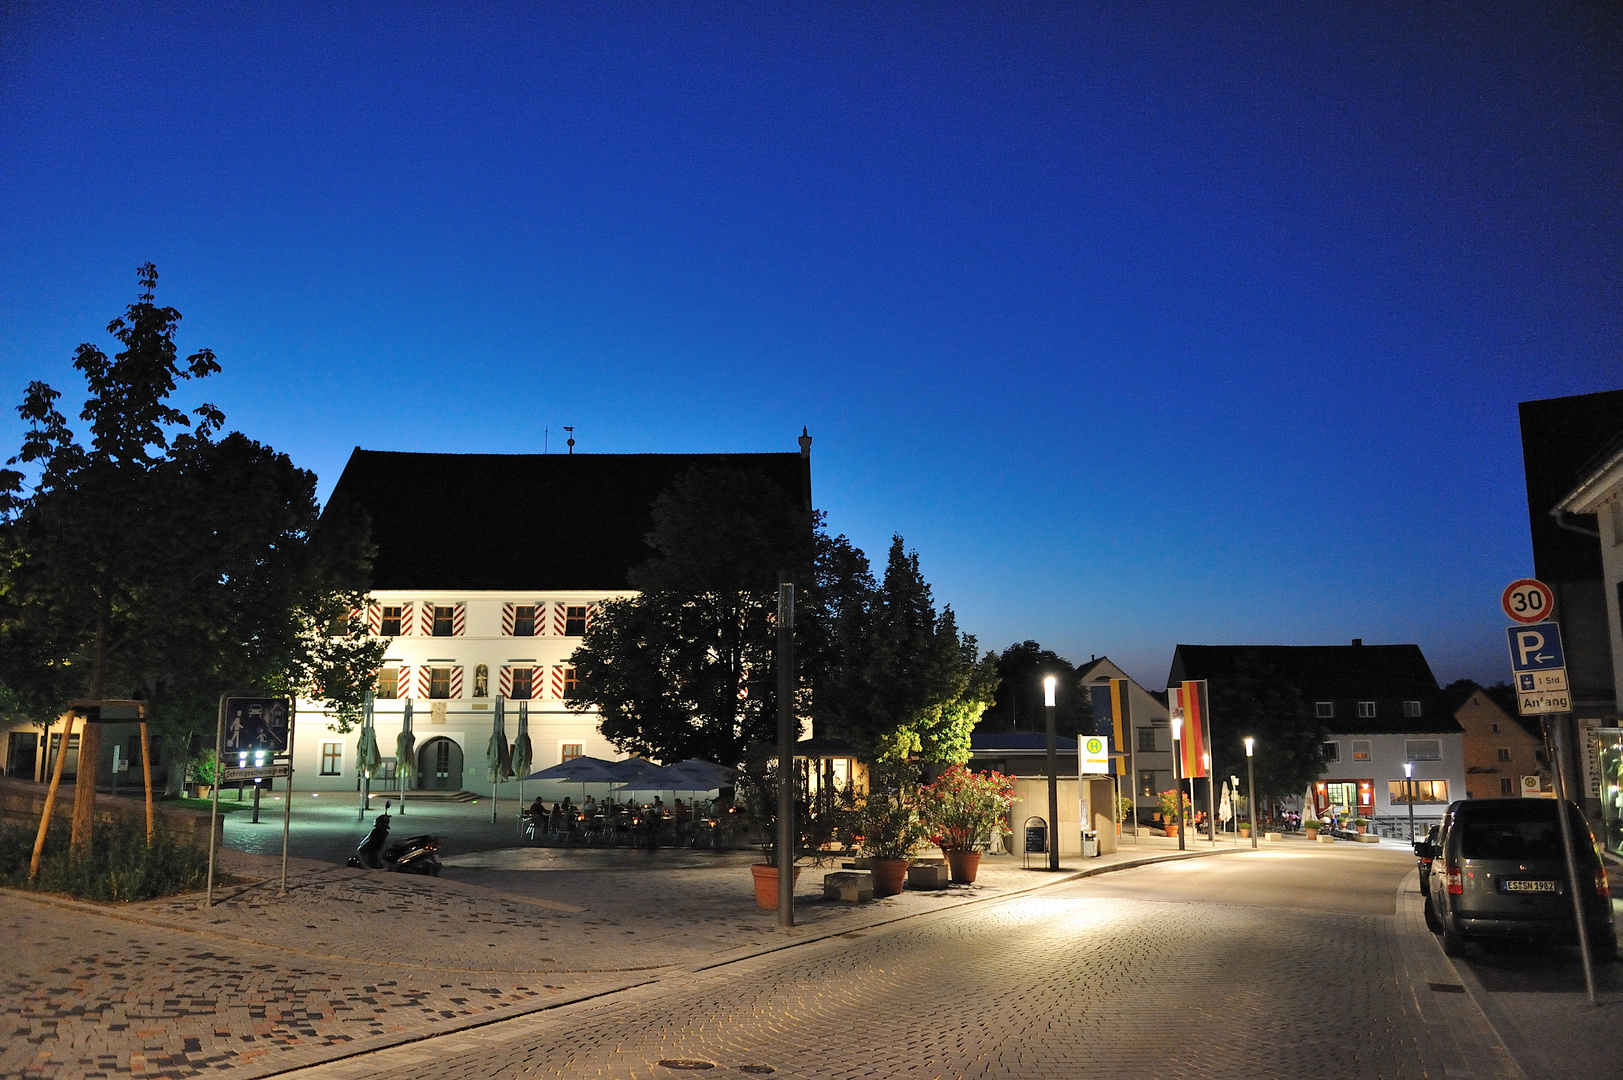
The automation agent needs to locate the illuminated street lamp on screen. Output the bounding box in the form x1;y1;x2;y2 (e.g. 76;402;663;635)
1044;675;1059;871
1244;737;1258;849
1404;761;1416;842
1171;714;1186;852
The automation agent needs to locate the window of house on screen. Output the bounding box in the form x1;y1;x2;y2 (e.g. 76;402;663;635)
1358;701;1377;719
1315;701;1334;719
1323;741;1340;763
1351;740;1371;762
511;667;533;700
561;743;583;763
1500;777;1515;796
1491;723;1499;733
1137;727;1156;752
432;606;455;636
565;605;588;636
513;605;536;637
429;667;452;699
562;665;579;694
1403;700;1422;718
1405;739;1441;761
1389;779;1448;803
1137;770;1167;798
380;606;403;636
320;742;342;775
376;667;400;700
1497;747;1511;762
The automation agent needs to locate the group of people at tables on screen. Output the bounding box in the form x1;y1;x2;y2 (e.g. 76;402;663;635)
523;793;726;844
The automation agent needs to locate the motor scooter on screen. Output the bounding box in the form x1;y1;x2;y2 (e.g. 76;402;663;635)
346;802;443;875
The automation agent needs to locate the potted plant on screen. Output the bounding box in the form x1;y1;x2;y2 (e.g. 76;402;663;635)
1352;816;1370;835
1303;818;1321;840
917;766;1015;884
1118;794;1134;835
1157;789;1186;836
738;758;803;910
861;787;927;896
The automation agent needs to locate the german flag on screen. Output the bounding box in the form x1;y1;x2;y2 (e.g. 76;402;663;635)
1175;680;1210;778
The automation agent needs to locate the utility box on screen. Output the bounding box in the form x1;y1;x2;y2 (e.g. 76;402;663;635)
1082;830;1099;858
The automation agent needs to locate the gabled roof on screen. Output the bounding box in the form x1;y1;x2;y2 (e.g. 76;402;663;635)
327;448;811;591
1167;643;1460;735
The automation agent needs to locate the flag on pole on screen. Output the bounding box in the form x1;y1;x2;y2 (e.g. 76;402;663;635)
1091;678;1133;777
1175;680;1209;778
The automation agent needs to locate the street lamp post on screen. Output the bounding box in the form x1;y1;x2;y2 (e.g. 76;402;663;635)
1044;675;1059;871
1203;751;1216;844
1171;715;1186;852
1244;737;1258;849
1404;761;1416;843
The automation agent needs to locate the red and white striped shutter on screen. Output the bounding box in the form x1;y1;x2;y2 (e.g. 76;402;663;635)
499;665;513;698
367;604;382;635
397;665;410;698
587;602;601;631
418;665;432;698
527;666;541;700
535;601;547;635
551;665;564;700
449;666;464;699
453;602;466;636
398;601;414;636
501;604;514;636
418;603;435;636
552;604;566;636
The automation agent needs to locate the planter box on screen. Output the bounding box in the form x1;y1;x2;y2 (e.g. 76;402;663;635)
1264;831;1284;842
907;863;950;890
1317;833;1336;844
1356;833;1381;844
823;871;873;902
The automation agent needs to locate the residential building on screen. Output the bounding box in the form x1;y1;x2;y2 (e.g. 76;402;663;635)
1447;682;1549;800
1074;656;1173;824
1166;641;1465;835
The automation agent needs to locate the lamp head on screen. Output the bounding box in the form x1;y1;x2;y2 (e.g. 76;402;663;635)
1043;675;1057;708
1404;762;1413;778
1172;716;1182;741
1243;736;1255;757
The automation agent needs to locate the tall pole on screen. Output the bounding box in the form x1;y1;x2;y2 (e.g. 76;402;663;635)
1404;762;1416;843
1244;737;1258;850
1172;717;1186;851
1545;715;1598;1005
1044;676;1059;871
1204;752;1217;845
776;573;796;926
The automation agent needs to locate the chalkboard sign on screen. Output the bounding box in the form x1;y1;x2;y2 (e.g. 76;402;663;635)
1024;823;1047;854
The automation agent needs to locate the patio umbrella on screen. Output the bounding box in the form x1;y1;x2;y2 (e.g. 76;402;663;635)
512;701;533;827
667;758;735;790
523;755;623;800
606;757;664;785
356;713;382;821
395;698;415;816
1303;784;1316;829
1218;781;1233;826
488;696;513;823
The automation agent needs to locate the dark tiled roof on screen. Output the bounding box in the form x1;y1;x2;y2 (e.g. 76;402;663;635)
1167;643;1460;735
327;448;811;591
1519;389;1623;581
969;732;1078;753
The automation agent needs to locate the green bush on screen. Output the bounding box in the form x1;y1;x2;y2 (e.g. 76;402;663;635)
0;812;219;901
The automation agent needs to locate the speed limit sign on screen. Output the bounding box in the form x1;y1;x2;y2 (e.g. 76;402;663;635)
1502;578;1555;624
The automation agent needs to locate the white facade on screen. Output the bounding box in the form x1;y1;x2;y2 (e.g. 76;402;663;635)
292;589;634;793
1556;446;1623;713
1316;730;1467;828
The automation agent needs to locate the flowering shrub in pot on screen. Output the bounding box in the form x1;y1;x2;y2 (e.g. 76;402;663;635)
917;767;1015;883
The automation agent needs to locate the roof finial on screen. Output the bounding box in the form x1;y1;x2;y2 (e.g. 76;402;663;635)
798;426;812;457
565;426;575;455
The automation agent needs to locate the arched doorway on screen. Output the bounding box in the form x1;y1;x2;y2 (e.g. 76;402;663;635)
418;737;463;791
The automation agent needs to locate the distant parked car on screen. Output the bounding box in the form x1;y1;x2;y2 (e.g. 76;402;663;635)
1413;824;1440;893
1419;798;1615;960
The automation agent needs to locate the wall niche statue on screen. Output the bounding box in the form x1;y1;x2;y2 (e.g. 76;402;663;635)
473;663;489;698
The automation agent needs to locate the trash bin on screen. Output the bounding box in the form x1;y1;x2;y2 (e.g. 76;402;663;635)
1082;830;1099;858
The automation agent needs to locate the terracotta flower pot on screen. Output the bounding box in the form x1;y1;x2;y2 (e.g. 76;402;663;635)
869;857;910;897
944;849;981;884
751;863;801;910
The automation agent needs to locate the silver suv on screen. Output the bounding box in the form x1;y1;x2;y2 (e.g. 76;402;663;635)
1419;798;1615;959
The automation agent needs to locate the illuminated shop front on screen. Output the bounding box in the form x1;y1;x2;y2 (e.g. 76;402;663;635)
1598;728;1623;858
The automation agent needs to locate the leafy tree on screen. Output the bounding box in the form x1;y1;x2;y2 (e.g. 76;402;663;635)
567;467;815;765
1204;650;1328;811
0;264;382;837
977;641;1092;740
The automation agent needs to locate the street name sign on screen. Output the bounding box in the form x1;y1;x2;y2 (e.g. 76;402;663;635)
220;764;293;783
1506;621;1569;715
1502;578;1555;624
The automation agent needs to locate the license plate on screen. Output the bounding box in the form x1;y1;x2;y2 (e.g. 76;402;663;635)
1501;879;1558;893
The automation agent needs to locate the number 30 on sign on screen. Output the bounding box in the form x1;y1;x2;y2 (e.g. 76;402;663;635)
1502;579;1554;625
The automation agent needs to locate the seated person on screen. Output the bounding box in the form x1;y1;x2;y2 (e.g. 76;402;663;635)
527;795;546;821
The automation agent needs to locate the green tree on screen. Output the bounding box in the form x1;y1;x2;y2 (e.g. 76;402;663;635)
1205;651;1328;812
0;264;382;835
977;641;1092;740
566;467;815;765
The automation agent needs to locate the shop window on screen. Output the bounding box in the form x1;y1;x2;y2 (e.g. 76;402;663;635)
1315;701;1334;719
1497;747;1511;762
1405;739;1441;762
1323;741;1340;763
565;606;588;636
1500;777;1514;796
321;742;342;775
1389;779;1448;803
511;668;534;700
514;605;536;637
561;743;583;763
377;667;400;699
380;606;403;636
1403;700;1422;718
1358;701;1377;719
432;606;455;636
429;667;452;699
1137;728;1156;752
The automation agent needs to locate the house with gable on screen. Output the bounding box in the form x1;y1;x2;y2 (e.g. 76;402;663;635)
1446;681;1550;800
1074;656;1173;824
1167;641;1465;835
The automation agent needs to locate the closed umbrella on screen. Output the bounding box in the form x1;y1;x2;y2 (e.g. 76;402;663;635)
356;720;382;820
512;701;533;829
1219;781;1233;827
488;696;513;823
395;698;415;816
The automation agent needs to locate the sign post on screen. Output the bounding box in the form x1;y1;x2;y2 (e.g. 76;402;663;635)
206;694;295;904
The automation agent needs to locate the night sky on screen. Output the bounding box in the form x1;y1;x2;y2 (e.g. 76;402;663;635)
2;4;1618;690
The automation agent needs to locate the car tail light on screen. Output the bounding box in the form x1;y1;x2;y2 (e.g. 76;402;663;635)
1596;865;1611;900
1445;865;1463;895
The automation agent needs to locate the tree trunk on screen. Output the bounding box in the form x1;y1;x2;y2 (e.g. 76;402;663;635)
69;610;106;852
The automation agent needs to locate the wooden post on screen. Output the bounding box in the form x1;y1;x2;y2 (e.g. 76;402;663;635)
29;712;75;883
139;721;155;843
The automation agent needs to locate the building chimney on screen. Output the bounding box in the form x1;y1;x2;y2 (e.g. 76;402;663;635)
1351;638;1362;646
799;426;812;457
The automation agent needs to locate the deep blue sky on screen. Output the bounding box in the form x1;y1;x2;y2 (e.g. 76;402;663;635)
2;3;1618;689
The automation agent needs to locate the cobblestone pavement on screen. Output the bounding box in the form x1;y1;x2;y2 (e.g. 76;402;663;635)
1;833;1240;1080
282;844;1504;1080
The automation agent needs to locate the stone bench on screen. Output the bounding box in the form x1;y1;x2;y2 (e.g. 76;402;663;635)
824;871;873;902
1356;833;1381;844
906;862;950;890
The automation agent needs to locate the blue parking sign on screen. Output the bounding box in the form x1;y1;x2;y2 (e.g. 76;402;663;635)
1506;622;1566;673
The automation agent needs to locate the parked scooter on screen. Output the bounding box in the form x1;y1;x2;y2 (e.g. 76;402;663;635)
346;801;443;875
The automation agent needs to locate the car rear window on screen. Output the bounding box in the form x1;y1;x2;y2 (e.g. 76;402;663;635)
1455;802;1590;861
